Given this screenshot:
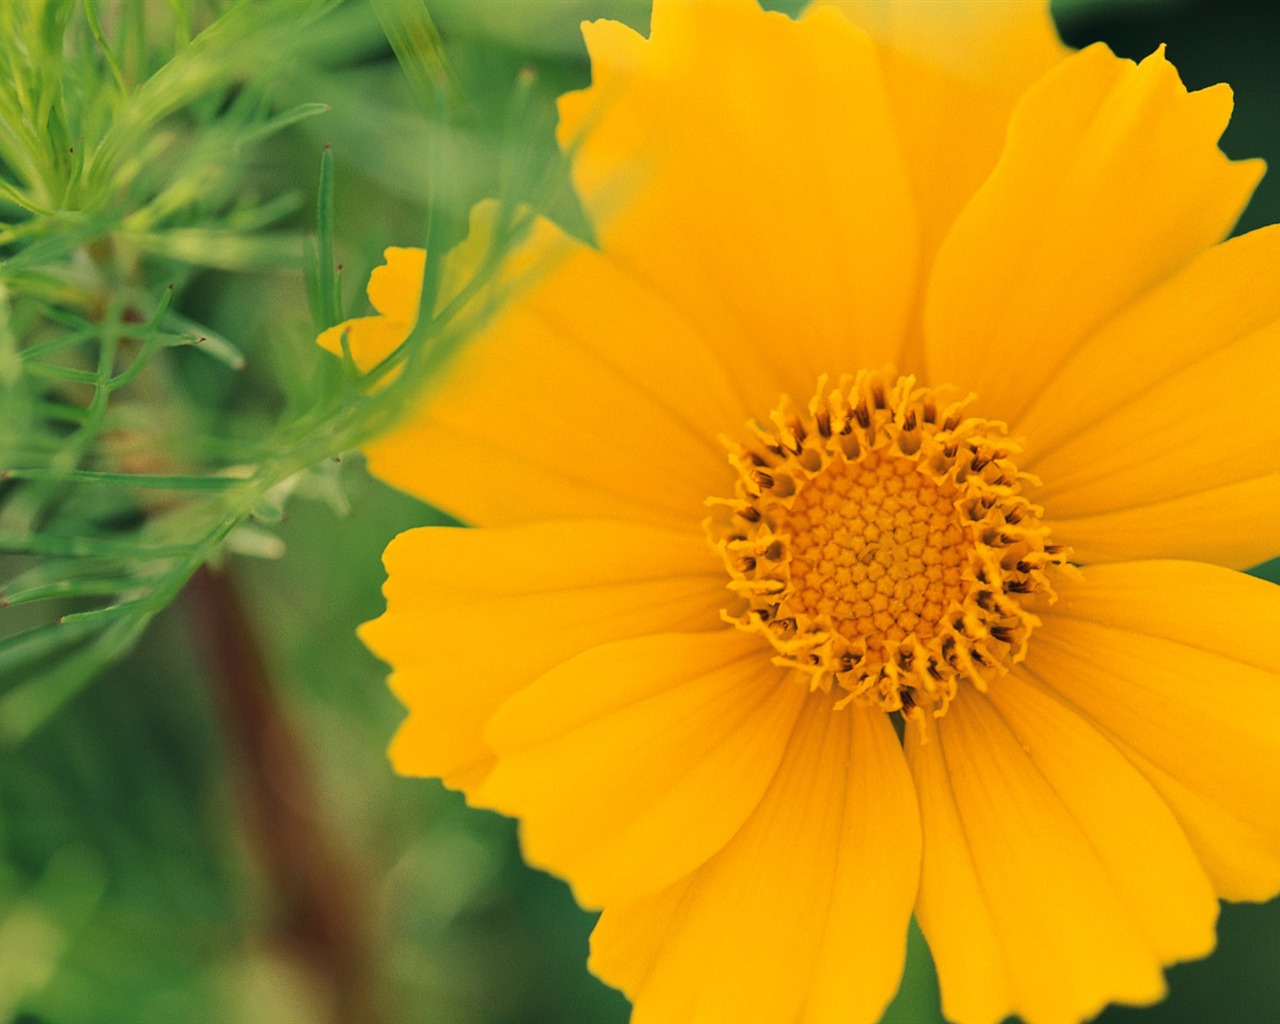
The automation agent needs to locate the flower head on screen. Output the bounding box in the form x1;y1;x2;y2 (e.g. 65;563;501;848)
324;2;1280;1022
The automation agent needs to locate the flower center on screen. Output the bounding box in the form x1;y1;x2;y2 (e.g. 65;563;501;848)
705;370;1068;722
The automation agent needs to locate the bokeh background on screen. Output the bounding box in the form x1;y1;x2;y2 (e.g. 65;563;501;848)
2;1;1279;1022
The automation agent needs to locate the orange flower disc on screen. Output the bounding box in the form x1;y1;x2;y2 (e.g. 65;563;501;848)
707;370;1067;718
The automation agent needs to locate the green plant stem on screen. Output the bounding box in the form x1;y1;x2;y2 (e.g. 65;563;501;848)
184;564;382;1024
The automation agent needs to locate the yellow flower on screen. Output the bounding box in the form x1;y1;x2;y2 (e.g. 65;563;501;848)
325;2;1280;1022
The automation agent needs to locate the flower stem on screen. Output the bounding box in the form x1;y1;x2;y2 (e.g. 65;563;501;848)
184;565;382;1024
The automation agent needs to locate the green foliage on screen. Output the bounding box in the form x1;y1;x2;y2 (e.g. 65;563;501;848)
0;0;538;746
0;0;319;741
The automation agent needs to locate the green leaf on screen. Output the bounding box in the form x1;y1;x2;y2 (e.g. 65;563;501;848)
370;0;470;122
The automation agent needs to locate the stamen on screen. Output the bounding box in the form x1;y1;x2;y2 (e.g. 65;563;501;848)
705;370;1069;722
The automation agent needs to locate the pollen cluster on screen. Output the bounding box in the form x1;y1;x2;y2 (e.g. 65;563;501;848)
706;370;1068;721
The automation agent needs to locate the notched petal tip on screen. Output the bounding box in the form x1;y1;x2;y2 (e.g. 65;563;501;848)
926;33;1263;430
314;248;425;375
367;246;427;322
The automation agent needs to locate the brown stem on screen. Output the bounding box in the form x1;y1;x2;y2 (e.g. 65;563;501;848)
185;564;381;1024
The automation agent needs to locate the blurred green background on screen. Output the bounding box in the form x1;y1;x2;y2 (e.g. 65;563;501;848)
2;1;1279;1022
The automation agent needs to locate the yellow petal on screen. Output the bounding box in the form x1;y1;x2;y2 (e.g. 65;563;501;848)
478;630;802;906
825;0;1063;90
1028;561;1280;902
823;0;1067;271
905;707;1006;1024
909;687;1198;1024
364;518;724;792
1035;478;1280;571
558;0;917;397
1029;348;1280;521
366;246;426;322
926;43;1262;427
1010;225;1280;568
987;677;1218;964
589;700;919;1024
316;247;425;372
316;314;412;374
363;207;750;530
